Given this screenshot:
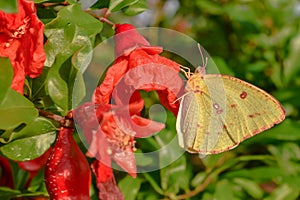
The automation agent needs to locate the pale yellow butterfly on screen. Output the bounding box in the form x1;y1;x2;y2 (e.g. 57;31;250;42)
176;44;286;155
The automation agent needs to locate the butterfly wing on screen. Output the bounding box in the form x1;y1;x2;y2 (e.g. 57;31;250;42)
180;74;285;154
176;91;200;152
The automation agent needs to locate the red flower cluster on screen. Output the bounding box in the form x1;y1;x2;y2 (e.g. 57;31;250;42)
0;0;45;94
75;24;183;199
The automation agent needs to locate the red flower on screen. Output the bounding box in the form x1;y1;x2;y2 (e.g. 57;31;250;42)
74;100;165;199
0;0;46;94
93;23;183;116
75;23;183;199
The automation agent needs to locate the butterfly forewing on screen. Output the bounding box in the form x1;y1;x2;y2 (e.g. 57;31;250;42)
180;73;285;154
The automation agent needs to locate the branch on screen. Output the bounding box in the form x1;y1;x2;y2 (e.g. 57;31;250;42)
39;109;74;128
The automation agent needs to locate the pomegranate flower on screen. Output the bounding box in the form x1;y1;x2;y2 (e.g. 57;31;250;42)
0;0;46;94
74;100;165;199
75;23;183;199
93;23;183;116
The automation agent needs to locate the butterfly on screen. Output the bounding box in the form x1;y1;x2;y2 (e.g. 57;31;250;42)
176;44;286;155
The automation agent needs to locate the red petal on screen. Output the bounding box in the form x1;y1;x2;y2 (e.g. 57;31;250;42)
91;160;124;200
128;49;180;71
0;0;46;94
114;23;151;58
113;54;182;115
112;150;136;178
131;115;165;138
93;59;128;104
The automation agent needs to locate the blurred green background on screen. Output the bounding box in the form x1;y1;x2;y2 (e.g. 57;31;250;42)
1;0;300;199
113;0;300;199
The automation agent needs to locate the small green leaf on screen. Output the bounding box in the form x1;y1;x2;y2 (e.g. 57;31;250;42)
233;178;264;199
109;0;138;12
284;35;300;85
1;132;56;161
214;179;240;200
191;172;206;188
46;62;69;113
265;183;299;200
143;173;163;195
122;0;148;16
156;130;189;194
119;176;143;200
0;0;17;13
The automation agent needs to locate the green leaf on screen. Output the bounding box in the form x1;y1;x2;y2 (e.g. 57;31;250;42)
223;167;282;182
122;0;148;16
44;4;100;113
232;178;264;199
0;89;38;131
46;61;69;113
155;130;189;195
214;179;241;200
109;0;138;12
0;58;13;102
90;0;109;9
160;155;189;195
284;34;300;85
209;56;235;76
119;176;143;200
265;183;299;200
0;187;21;200
191;172;206;188
28;67;49;100
44;4;102;69
143;173;163;195
46;58;86;114
1;132;56;161
1;117;56;143
262;119;300;141
0;0;17;13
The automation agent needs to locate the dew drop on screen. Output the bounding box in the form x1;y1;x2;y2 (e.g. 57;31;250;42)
107;148;112;155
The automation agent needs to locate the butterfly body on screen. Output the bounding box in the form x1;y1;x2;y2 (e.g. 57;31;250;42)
176;67;286;155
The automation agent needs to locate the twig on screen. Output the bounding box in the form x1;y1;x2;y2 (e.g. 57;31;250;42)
39;109;74;128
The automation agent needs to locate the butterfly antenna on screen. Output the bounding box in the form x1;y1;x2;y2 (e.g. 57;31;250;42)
197;43;206;68
196;43;208;75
